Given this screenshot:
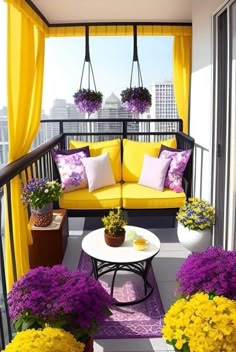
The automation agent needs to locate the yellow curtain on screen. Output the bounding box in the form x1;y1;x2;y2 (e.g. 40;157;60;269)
5;3;45;290
173;36;192;134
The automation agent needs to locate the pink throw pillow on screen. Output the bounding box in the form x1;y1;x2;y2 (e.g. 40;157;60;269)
138;155;171;191
159;149;192;192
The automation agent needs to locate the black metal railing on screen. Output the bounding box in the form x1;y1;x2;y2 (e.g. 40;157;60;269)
0;118;187;347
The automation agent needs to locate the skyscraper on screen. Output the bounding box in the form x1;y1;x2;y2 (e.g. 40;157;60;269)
150;81;178;119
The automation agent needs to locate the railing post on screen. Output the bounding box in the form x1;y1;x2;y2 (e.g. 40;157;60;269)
123;120;127;139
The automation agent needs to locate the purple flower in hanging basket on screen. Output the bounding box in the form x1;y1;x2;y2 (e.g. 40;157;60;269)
120;87;152;114
73;88;103;113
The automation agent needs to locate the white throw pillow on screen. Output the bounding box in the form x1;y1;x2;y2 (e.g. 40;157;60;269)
138;154;171;191
82;152;115;192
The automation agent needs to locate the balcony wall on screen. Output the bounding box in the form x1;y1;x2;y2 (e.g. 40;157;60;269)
190;0;223;201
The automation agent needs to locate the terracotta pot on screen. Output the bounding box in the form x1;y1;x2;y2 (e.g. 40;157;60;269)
84;337;94;352
104;229;125;247
177;222;212;252
31;203;53;227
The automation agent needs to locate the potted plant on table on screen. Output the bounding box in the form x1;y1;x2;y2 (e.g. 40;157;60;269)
101;208;127;247
21;177;62;227
176;197;215;252
7;265;112;352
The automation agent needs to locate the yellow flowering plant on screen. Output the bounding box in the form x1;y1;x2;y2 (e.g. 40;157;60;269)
162;292;236;352
176;197;215;231
1;327;85;352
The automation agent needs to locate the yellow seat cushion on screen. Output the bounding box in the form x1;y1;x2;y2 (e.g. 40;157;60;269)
59;184;121;210
69;139;121;182
122;138;177;182
122;183;186;209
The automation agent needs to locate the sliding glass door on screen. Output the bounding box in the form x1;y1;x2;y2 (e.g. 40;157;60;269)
213;0;236;250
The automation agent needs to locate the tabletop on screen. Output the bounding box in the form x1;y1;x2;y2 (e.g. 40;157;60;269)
82;225;160;264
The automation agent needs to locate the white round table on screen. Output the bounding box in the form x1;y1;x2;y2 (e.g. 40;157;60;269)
82;225;160;306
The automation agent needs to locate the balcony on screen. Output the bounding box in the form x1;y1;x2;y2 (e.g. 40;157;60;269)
0;118;191;350
1;0;236;351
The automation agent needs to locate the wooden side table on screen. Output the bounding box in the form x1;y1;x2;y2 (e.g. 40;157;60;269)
29;209;68;268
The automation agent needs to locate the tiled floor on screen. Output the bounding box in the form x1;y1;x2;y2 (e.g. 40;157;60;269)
63;216;190;352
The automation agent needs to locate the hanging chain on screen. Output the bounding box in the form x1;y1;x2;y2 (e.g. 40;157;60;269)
79;25;97;92
130;24;143;88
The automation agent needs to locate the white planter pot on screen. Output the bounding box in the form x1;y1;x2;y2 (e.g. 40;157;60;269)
177;222;212;253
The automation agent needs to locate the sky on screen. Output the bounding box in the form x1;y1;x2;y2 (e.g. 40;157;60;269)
0;1;173;113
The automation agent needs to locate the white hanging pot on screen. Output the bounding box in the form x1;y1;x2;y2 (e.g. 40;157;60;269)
177;222;212;253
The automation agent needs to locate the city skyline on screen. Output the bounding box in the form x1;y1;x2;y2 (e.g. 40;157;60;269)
0;2;174;113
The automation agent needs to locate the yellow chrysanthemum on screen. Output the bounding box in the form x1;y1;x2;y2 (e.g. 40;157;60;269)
1;327;85;352
162;293;236;352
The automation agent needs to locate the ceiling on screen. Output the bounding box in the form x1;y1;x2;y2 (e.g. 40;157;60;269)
27;0;192;25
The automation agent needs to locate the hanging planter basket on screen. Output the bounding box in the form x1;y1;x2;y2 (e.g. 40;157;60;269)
121;86;152;114
73;88;103;113
121;25;152;115
73;26;103;114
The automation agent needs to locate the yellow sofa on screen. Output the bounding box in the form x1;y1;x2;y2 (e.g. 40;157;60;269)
58;134;193;213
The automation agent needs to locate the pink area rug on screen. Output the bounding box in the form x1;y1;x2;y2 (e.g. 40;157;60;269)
78;251;164;339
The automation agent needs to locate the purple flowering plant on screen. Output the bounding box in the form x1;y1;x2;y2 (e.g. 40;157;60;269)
8;265;112;342
176;246;236;300
21;178;62;210
120;87;152;114
73;88;103;113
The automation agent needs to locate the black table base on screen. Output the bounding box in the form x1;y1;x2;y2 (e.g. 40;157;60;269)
90;257;154;306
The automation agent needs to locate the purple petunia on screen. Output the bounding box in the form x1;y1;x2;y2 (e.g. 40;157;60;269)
73;89;103;113
176;246;236;299
8;265;112;337
120;87;152;114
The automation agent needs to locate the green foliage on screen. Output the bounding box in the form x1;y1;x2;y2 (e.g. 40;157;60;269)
101;208;127;237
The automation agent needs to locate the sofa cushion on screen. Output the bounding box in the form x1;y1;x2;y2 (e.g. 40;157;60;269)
122;138;176;182
52;149;89;192
122;183;186;209
59;184;121;210
159;148;192;193
138;155;171;191
81;153;115;192
69;139;121;182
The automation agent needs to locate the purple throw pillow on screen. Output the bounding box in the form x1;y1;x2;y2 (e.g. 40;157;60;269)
51;146;90;158
53;148;90;192
159;147;192;193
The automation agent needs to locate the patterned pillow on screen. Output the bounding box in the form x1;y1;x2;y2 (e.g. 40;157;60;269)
159;147;192;193
53;148;90;192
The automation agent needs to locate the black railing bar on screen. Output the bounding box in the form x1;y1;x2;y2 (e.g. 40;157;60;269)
35;161;39;179
39;157;43;178
6;183;17;283
0;195;12;345
25;167;29;183
0;309;5;349
63;131;179;137
40;118;183;124
0;135;63;188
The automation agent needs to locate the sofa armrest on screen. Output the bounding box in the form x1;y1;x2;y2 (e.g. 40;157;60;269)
176;132;195;199
182;177;189;196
